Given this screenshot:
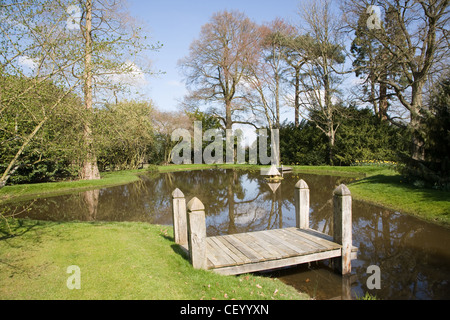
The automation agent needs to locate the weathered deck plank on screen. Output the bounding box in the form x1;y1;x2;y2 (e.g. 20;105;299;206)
200;227;354;275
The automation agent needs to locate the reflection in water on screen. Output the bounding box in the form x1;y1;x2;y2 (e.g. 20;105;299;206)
3;169;450;300
82;189;99;221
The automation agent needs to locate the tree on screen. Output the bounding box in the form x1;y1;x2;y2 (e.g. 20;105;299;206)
342;0;449;161
243;19;295;130
0;0;159;186
0;75;83;184
350;9;392;121
94;100;155;170
296;0;346;165
178;10;261;131
0;0;84;187
80;0;100;180
400;73;450;188
65;0;158;179
282;33;315;127
423;73;450;186
151;108;192;165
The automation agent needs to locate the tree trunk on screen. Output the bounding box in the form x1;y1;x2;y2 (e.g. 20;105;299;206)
225;98;236;163
410;82;425;161
327;127;336;166
81;0;100;180
294;67;300;127
378;72;388;121
225;98;232;130
323;68;335;165
379;82;388;121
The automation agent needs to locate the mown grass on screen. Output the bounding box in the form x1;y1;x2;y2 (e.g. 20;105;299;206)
348;171;450;227
0;219;307;300
292;165;450;227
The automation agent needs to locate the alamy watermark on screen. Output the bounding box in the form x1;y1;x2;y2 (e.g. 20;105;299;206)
66;265;81;290
66;5;81;31
366;265;381;290
170;121;280;173
367;5;382;30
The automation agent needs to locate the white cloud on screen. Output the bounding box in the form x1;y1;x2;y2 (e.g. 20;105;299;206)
108;61;148;88
18;56;37;71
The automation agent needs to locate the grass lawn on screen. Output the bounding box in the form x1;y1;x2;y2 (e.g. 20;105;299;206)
291;165;450;227
0;219;307;300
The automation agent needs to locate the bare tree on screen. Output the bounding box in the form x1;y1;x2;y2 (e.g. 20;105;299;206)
295;0;347;165
243;19;295;130
151;108;192;164
178;10;261;131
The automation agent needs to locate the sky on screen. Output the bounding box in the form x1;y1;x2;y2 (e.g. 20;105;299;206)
127;0;304;115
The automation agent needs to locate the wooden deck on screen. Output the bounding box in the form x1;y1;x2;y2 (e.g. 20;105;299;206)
180;227;357;275
172;180;358;276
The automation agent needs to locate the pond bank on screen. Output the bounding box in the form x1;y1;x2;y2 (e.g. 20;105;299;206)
290;165;450;227
1;164;448;227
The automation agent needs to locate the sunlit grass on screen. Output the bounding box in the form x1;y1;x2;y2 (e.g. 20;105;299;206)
292;165;449;227
0;219;307;300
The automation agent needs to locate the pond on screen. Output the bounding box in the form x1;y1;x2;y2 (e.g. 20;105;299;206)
3;169;450;300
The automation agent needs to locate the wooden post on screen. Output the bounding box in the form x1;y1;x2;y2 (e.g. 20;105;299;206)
333;184;352;275
186;197;207;270
172;188;187;245
294;179;309;229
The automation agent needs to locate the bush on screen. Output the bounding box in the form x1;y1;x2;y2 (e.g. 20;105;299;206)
279;107;408;166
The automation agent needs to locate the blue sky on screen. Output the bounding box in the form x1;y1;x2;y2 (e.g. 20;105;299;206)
127;0;303;113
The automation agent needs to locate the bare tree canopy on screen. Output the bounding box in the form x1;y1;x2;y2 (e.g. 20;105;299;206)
178;10;261;130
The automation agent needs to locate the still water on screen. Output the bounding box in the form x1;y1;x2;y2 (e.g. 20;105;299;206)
4;169;450;299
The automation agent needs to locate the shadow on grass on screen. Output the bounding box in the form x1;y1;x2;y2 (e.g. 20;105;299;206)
170;244;190;261
0;219;41;241
158;231;190;261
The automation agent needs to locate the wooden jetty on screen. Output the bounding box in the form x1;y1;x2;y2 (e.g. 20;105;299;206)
171;180;357;276
278;165;293;173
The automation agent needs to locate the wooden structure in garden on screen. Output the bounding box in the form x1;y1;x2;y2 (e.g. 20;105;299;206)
171;180;357;276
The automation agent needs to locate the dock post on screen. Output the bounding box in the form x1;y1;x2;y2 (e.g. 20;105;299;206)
172;188;187;245
294;179;310;229
186;197;207;270
332;184;352;275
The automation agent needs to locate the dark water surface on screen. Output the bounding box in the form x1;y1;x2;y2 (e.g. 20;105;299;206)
4;169;450;300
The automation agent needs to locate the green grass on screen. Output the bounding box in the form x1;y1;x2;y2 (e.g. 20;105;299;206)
292;165;450;227
0;219;307;300
0;170;141;202
0;165;215;202
348;171;450;227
